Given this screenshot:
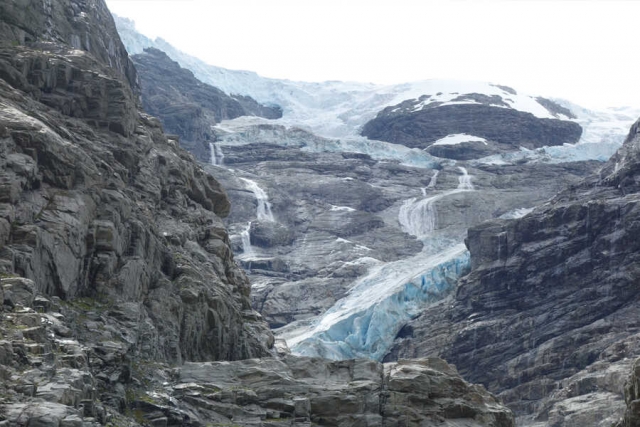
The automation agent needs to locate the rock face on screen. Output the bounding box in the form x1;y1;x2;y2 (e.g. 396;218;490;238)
361;102;583;159
167;356;515;427
0;277;516;427
0;0;273;364
0;282;512;427
111;6;640;425
0;0;138;137
132;48;282;161
204;126;597;336
619;358;640;427
387;117;640;425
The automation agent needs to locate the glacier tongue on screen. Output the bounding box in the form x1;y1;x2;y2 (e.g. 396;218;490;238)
280;175;476;361
281;244;470;361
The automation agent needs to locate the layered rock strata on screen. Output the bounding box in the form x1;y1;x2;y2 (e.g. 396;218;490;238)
0;0;272;364
0;1;517;426
387;117;640;425
0;279;515;426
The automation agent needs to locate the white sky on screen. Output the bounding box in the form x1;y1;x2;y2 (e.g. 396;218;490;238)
105;0;640;109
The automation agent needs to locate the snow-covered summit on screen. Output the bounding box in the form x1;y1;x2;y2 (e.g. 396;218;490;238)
114;16;573;138
113;14;639;165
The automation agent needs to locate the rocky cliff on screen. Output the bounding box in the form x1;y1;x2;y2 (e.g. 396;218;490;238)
0;277;515;426
131;48;281;162
387;117;640;425
361;99;583;160
0;0;272;364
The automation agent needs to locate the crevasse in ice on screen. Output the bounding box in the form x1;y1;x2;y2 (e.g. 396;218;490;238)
283;244;470;361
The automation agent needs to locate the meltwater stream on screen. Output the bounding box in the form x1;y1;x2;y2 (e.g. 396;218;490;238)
209;142;225;166
237;178;275;259
280;167;475;360
240;177;275;222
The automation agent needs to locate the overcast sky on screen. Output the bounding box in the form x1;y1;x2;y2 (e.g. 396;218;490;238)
106;0;640;109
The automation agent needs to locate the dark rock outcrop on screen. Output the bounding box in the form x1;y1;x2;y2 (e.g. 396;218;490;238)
0;276;515;427
620;358;640;427
361;103;582;159
0;0;273;364
132;48;281;161
387;117;640;425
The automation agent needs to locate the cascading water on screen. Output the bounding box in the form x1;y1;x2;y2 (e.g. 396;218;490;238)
237;178;275;259
240;222;254;258
280;167;476;360
210;142;225;166
399;168;474;238
240;177;275;222
457;166;474;190
427;170;439;188
398;195;438;237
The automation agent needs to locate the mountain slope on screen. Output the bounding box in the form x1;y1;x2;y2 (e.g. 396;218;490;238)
386;117;640;425
111;12;640;426
132;47;281;161
113;15;639;171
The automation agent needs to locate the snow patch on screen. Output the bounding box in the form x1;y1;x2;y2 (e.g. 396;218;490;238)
330;205;356;212
432;134;488;146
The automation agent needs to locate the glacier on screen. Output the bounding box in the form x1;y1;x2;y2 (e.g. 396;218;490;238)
279;169;476;360
281;244;470;361
114;14;640;167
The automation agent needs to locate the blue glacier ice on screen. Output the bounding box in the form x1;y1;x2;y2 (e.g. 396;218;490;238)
283;244;470;361
279;170;475;361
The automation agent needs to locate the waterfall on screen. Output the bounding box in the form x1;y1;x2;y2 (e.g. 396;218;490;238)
399;168;475;238
210;142;225;166
240;222;254;258
457;166;474;190
427;170;439;188
398;195;438;238
240;178;275;222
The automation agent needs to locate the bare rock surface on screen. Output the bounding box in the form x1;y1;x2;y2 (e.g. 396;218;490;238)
387;118;640;425
0;0;272;364
132;48;281;162
0;277;515;426
361;102;582;159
